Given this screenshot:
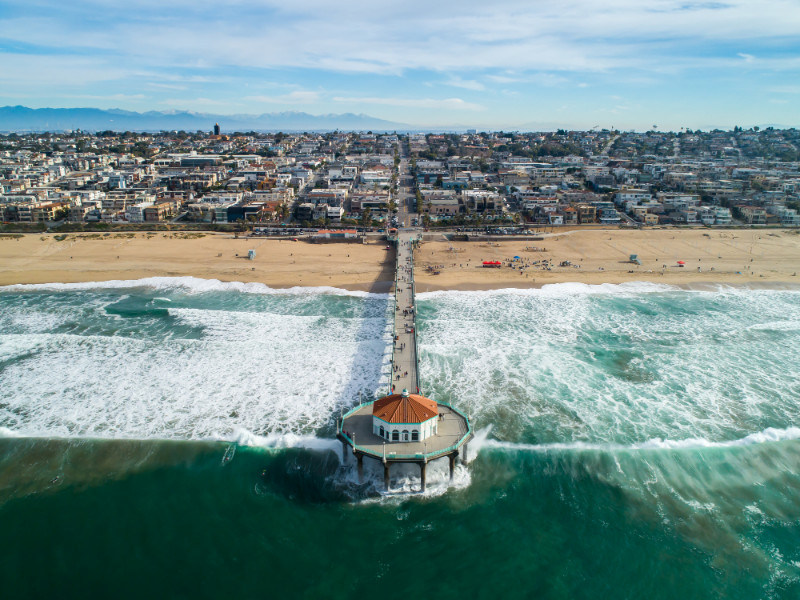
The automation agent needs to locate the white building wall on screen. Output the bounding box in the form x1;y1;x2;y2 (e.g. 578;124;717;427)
372;416;438;443
714;207;732;225
125;201;153;223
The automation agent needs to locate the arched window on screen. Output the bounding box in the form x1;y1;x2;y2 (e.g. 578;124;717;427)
379;426;385;438
403;430;409;442
392;431;399;441
411;430;419;441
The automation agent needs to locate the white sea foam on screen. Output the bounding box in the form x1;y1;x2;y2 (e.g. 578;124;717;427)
351;459;473;502
0;291;392;440
417;280;679;300
3;281;800;453
480;426;800;453
230;428;342;453
419;284;800;446
0;276;389;299
466;425;494;458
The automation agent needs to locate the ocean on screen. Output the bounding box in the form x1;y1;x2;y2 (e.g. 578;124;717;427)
2;277;800;599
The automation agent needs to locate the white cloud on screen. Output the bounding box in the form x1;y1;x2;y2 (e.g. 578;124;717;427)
147;83;187;91
244;91;321;104
332;96;485;111
442;77;486;91
78;93;147;101
769;85;800;94
2;0;800;129
0;53;128;87
2;1;799;77
160;97;236;110
487;72;569;87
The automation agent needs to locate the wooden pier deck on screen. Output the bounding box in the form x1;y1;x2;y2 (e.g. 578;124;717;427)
390;231;420;395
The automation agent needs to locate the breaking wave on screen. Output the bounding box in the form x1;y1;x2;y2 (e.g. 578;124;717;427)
0;276;390;299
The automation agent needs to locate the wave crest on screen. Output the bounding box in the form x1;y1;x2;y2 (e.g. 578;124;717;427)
0;276;389;299
481;427;800;453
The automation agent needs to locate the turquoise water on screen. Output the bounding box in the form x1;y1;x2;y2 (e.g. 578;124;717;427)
2;278;800;598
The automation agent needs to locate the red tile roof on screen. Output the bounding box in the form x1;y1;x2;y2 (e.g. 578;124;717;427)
372;394;438;424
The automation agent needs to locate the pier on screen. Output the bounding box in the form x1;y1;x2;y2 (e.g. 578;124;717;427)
338;230;473;492
391;230;420;396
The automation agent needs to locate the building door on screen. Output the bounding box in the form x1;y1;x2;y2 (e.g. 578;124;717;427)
403;430;409;441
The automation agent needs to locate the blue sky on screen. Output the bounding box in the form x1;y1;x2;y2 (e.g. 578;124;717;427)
0;0;798;130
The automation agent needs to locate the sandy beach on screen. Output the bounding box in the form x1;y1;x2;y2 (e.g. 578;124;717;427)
1;229;799;291
415;228;800;291
0;232;395;292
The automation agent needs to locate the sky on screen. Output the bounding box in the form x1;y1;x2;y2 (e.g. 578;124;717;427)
0;0;798;130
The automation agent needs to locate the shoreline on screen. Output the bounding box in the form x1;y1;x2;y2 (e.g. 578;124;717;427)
4;275;799;296
2;229;799;293
414;279;800;293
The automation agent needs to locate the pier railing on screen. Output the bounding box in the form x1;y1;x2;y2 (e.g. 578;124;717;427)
409;243;421;394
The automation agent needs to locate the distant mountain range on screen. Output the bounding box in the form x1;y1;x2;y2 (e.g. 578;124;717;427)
0;106;410;133
2;106;790;134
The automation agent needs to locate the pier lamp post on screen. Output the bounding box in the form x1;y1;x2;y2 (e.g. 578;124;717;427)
420;441;428;493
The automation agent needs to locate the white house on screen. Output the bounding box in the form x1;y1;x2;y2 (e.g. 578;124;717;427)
125;201;154;223
372;390;439;443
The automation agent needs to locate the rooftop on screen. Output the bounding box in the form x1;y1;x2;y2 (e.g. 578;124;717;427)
342;403;470;461
373;392;437;424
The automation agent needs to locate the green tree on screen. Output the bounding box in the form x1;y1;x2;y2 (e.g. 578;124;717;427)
360;208;372;228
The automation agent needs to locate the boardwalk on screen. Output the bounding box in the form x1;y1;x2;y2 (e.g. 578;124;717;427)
389;231;420;395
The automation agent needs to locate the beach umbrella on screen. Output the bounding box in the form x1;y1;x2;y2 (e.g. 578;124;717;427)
513;255;520;260
677;260;685;265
